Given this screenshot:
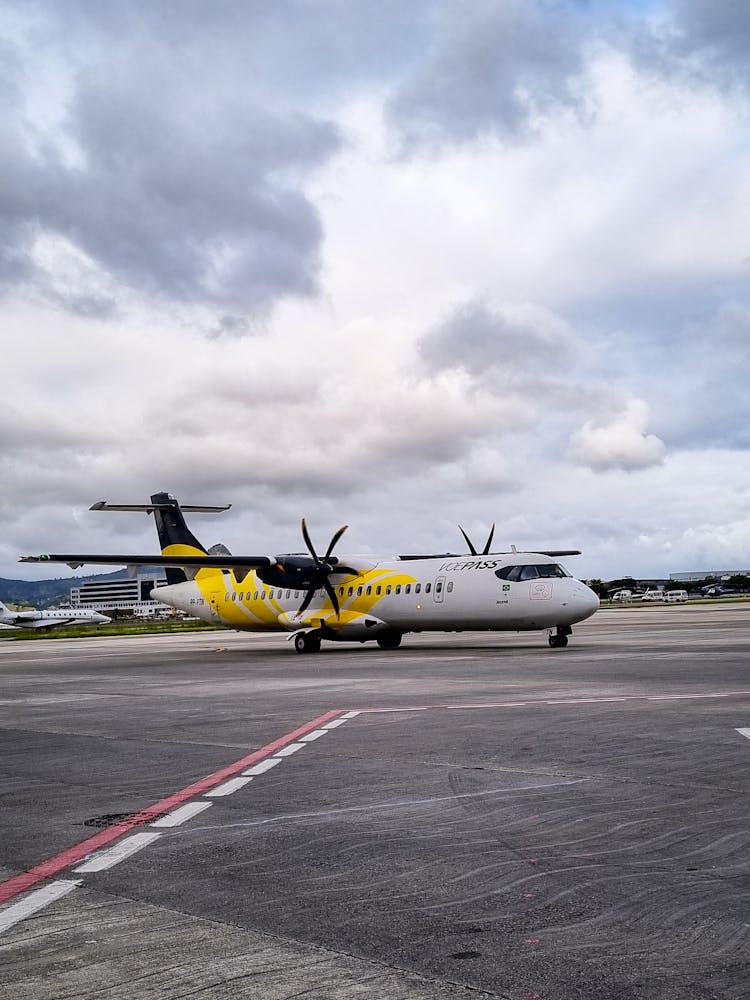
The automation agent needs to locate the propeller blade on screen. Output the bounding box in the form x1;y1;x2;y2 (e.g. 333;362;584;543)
459;525;478;556
301;518;318;562
296;586;316;618
322;576;341;617
324;524;348;562
482;524;495;555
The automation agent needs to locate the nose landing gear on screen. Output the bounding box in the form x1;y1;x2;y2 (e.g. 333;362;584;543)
548;624;571;648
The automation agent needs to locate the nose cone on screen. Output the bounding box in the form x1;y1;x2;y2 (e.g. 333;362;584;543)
96;613;112;624
572;582;599;621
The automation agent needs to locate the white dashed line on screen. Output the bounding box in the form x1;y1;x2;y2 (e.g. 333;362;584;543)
205;776;254;797
322;718;347;729
736;728;750;740
299;729;328;742
0;879;81;935
274;742;306;757
151;801;214;827
340;711;361;720
242;757;282;776
73;832;162;873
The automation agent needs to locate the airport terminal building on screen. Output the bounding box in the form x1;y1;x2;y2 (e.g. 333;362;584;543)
669;570;750;582
70;575;171;616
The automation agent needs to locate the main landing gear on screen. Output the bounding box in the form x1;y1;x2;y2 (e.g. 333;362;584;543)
294;630;321;654
548;625;571;648
376;631;402;650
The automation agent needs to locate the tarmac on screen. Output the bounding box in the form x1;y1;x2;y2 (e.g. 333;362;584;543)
0;605;749;999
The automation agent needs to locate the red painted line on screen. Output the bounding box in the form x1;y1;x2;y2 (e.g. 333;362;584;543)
0;709;341;906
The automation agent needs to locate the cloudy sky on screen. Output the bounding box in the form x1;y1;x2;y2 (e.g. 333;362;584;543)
3;0;750;583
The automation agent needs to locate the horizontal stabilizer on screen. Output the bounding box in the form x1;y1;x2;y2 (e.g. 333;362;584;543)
90;502;231;513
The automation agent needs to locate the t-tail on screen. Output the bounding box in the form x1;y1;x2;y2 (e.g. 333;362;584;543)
90;492;231;584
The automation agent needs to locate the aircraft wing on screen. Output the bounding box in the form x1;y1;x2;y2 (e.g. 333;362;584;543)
536;550;581;557
19;553;273;571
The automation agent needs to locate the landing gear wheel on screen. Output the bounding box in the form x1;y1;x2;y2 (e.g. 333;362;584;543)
548;632;569;648
376;631;402;650
294;631;321;654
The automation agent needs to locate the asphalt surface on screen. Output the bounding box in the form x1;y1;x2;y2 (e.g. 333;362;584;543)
0;606;749;999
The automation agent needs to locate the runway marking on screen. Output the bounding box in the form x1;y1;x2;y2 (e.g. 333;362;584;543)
299;729;329;742
73;832;162;873
242;758;282;776
151;801;213;827
205;776;254;797
322;718;348;729
350;690;750;714
736;728;750;740
0;708;342;907
0;880;80;934
274;742;306;757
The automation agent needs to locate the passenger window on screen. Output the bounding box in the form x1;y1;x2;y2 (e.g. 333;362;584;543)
339;586;344;596
376;585;382;596
357;586;363;597
436;581;443;593
386;585;392;595
348;587;354;597
405;584;411;594
447;581;453;593
253;591;258;600
415;583;421;594
425;582;431;593
366;585;372;596
395;585;401;595
286;590;291;599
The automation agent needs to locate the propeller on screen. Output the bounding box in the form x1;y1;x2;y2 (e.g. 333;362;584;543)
273;519;358;620
459;523;495;556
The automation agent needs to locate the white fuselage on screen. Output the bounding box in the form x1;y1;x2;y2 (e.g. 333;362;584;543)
151;552;599;641
0;605;111;630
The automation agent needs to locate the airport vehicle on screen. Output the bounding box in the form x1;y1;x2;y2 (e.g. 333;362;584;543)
640;589;666;602
611;589;633;602
665;590;688;603
0;600;111;630
20;493;599;652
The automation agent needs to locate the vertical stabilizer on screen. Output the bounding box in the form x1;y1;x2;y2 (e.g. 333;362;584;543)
150;492;206;584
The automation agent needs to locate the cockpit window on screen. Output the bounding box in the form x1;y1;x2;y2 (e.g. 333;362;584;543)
495;563;570;582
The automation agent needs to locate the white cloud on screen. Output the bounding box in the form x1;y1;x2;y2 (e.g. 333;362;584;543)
2;2;750;586
570;399;666;471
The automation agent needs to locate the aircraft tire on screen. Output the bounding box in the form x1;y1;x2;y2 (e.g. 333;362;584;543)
376;631;402;650
294;631;321;654
548;633;568;648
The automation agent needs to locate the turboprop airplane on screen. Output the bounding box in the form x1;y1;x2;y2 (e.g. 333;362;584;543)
0;601;111;630
20;492;599;652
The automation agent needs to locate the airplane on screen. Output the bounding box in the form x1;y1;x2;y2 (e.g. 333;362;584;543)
0;600;111;630
19;492;599;652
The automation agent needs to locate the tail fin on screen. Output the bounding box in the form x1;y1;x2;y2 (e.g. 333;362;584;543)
151;492;205;584
90;493;231;585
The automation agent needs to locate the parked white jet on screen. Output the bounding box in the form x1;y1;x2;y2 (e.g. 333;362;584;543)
0;601;111;630
20;492;598;652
